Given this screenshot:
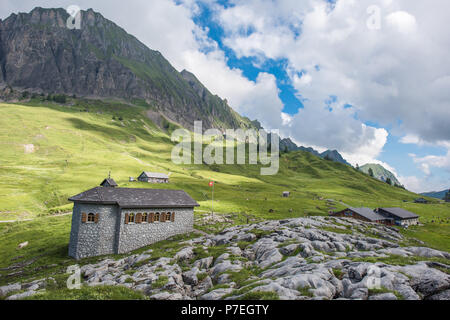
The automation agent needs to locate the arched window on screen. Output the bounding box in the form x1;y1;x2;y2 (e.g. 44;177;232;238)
128;213;135;223
88;213;95;222
155;212;160;222
166;212;171;222
142;213;148;223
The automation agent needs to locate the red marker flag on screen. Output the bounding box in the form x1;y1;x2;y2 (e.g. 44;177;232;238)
209;181;214;187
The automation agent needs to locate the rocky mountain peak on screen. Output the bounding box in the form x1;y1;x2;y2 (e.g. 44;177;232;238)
0;7;253;131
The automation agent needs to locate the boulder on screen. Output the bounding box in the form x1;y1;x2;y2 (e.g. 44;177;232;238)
235;233;256;242
182;267;199;286
369;293;398;300
399;263;450;297
349;287;369;300
426;289;450;300
174;247;194;261
193;257;214;270
6;290;37;300
229;246;242;256
405;247;450;259
150;292;183;300
280;244;300;256
216;273;231;284
214;253;230;266
247;282;299;300
196;276;213;294
211;260;242;276
252;239;283;268
0;283;21;297
199;288;233;300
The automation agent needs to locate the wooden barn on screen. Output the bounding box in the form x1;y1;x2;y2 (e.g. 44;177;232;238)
138;172;169;184
375;208;419;227
414;198;428;204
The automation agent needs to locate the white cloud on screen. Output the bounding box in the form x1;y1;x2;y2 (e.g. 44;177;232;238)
398;151;450;192
386;11;417;34
410;151;450;175
217;0;450;146
214;0;450;190
397;175;422;193
281;112;293;126
398;174;449;193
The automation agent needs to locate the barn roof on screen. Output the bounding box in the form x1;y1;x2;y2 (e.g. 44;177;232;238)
347;207;390;222
379;208;419;219
100;178;118;187
69;187;199;208
140;172;169;179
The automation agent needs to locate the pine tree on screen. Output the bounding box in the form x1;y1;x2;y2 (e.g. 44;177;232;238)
368;168;374;177
386;177;392;185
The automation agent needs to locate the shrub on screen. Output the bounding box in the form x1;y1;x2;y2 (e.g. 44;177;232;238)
53;94;67;104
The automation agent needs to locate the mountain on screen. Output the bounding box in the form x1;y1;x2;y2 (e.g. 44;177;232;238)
298;146;321;157
320;150;351;166
421;189;449;200
359;164;402;186
280;139;350;166
0;7;253;131
279;138;301;152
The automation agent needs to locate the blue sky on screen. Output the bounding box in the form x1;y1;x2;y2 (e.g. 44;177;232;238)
1;0;449;193
192;2;305;115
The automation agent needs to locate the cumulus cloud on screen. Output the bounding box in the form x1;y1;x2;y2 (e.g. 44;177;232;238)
213;0;450;190
386;11;417;34
217;0;450;145
398;174;449;194
410;151;450;176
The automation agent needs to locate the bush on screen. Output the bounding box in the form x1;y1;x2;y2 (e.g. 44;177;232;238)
53;94;67;104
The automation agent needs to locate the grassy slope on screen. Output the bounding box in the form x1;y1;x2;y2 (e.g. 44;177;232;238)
0;100;449;287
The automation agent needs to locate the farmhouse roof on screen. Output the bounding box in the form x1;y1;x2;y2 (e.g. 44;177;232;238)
348;207;390;222
141;172;169;179
69;187;199;208
379;208;419;219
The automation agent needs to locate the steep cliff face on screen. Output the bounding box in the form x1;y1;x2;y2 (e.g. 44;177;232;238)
0;7;252;130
